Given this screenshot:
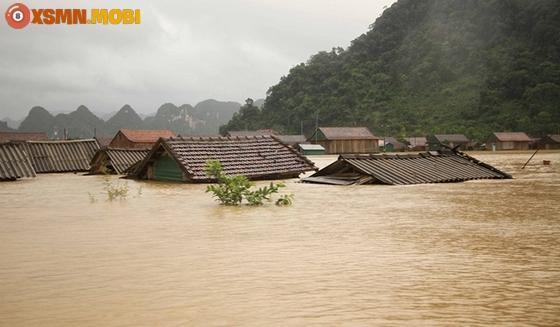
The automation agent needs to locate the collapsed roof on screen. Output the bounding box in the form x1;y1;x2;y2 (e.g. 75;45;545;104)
302;150;511;185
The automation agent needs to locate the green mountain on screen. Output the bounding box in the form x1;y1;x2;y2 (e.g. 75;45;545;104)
106;104;145;134
221;0;560;140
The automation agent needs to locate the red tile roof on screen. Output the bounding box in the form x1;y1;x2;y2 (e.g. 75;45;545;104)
133;135;317;182
316;127;378;140
493;132;531;142
0;132;48;143
119;129;175;143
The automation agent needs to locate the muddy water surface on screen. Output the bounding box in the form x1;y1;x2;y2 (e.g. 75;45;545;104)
1;151;559;326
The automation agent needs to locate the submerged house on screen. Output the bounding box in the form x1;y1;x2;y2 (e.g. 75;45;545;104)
0;142;36;181
405;137;428;151
383;137;406;152
309;127;379;154
0;132;48;143
23;139;100;173
537;134;560;150
302;150;511;185
89;148;150;175
132;135;317;182
297;144;326;155
428;134;470;150
109;129;175;149
487;132;531;151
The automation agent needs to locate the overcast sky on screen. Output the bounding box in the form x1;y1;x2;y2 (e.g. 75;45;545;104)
1;0;396;119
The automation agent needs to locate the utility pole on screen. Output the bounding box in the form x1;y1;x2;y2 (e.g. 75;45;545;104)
314;112;319;143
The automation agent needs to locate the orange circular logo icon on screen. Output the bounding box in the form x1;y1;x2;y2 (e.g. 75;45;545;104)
5;3;30;29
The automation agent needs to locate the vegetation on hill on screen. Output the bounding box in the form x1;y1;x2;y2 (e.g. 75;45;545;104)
220;0;560;141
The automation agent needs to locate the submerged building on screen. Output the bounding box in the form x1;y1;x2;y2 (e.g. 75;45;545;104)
302;150;511;185
131;135;317;182
487;132;531;151
109;129;175;149
308;127;380;154
0;142;36;181
90;148;150;175
23;139;100;173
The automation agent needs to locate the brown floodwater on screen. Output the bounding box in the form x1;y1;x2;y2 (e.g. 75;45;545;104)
1;151;559;326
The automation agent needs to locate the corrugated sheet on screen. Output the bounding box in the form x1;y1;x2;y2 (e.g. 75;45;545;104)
303;151;511;185
90;148;150;174
24;139;100;173
133;135;317;182
0;143;36;180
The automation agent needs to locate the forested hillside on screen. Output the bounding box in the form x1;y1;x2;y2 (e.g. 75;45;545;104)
221;0;560;140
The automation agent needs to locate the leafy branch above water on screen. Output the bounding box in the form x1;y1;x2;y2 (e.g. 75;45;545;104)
204;160;294;206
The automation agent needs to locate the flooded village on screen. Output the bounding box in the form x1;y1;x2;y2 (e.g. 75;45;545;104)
1;127;559;325
2;0;560;325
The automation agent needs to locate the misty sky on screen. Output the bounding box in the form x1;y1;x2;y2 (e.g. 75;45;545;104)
1;0;396;119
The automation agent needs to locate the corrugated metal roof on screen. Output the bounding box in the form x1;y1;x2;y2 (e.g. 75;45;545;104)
493;132;532;142
303;151;511;185
24;139;100;173
90;148;150;174
117;129;175;143
133;135;317;182
315;127;378;140
0;143;36;180
0;132;48;143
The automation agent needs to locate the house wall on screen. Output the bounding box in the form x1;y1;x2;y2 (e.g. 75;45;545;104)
153;154;184;182
491;141;530;150
315;139;378;154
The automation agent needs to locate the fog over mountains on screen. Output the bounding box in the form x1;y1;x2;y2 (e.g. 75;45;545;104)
2;99;260;138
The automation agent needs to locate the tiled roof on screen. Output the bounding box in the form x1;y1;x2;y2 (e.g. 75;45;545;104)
0;143;36;180
119;129;175;143
492;132;531;142
303;151;511;185
133;135;317;182
434;134;470;143
316;127;378;140
0;132;48;143
23;139;100;173
90;148;150;174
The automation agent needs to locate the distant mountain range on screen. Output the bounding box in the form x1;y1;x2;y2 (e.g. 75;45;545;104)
2;99;260;138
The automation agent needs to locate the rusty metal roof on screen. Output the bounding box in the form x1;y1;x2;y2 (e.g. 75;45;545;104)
117;129;175;143
0;132;48;143
133;135;317;182
90;148;150;174
492;132;531;142
315;127;378;140
0;143;36;180
303;151;511;185
23;139;100;173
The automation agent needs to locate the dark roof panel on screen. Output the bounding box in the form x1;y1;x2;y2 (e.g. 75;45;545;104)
0;143;36;180
303;151;511;185
90;148;150;174
133;135;317;182
24;139;100;173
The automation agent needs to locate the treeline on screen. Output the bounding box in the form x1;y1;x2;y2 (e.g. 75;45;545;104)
221;0;560;141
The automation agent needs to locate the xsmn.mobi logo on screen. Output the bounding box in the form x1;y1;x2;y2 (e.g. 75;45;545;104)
5;3;141;29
